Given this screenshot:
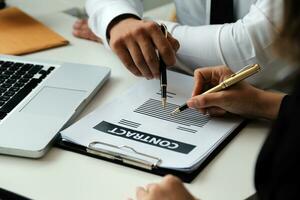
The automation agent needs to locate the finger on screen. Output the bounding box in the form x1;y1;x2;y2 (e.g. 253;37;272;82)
192;68;210;97
167;33;180;52
113;43;142;77
72;19;101;42
206;107;227;117
72;29;102;43
146;22;176;66
192;66;227;96
185;97;206;114
73;19;85;29
73;29;94;39
136;34;160;78
146;183;161;195
126;39;153;79
74;21;88;30
146;183;157;191
136;187;147;200
78;23;91;32
217;67;234;83
187;92;229;109
73;19;91;33
161;175;182;188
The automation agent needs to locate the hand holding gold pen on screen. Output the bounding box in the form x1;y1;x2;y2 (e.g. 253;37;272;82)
171;64;261;115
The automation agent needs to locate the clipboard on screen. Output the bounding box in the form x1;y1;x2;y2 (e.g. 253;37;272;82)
56;120;247;183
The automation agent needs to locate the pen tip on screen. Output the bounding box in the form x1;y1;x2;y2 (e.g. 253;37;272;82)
162;98;167;108
171;108;180;115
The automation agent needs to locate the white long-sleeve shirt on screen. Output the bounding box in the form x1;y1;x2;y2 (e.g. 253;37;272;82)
86;0;293;88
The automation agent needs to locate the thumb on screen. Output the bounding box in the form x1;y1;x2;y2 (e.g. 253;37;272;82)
187;92;227;110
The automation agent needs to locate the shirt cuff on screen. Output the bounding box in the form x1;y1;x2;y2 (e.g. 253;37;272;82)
88;2;142;48
153;20;179;35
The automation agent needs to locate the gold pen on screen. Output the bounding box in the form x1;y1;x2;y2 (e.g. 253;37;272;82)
171;64;261;115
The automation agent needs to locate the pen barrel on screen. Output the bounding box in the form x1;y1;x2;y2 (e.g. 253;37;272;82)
158;23;168;102
203;64;261;94
202;84;224;94
223;64;260;88
179;103;189;112
161;85;167;98
160;70;167;85
159;55;167;99
159;58;167;84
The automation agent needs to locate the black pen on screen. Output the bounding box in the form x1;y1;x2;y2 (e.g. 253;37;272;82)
159;55;167;108
159;24;168;108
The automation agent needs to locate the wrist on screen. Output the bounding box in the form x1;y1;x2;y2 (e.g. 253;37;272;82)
107;14;140;41
256;89;285;120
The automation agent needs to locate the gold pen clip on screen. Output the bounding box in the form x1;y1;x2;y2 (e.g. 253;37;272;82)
160;23;168;38
230;64;260;77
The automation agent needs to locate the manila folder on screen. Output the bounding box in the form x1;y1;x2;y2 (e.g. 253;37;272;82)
0;7;69;55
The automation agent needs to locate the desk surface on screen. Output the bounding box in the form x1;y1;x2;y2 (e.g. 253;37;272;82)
0;1;271;200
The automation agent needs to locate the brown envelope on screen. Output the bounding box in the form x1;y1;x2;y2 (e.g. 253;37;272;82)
0;7;69;55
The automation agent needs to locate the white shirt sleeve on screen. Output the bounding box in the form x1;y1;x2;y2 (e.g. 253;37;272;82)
162;0;286;87
86;0;288;87
86;0;144;48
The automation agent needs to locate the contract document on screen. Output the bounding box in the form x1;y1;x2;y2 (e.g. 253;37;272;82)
60;71;244;172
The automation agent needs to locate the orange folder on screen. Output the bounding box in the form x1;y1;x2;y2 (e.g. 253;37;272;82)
0;7;69;55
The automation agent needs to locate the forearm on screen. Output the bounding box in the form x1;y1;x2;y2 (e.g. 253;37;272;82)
162;18;277;82
172;24;224;68
163;0;284;87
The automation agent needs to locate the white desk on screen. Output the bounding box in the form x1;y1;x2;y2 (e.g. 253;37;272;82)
0;1;271;200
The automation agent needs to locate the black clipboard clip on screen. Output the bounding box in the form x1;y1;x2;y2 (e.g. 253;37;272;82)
87;141;162;170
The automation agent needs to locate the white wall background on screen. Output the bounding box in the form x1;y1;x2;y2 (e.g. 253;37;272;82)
143;0;172;10
5;0;173;17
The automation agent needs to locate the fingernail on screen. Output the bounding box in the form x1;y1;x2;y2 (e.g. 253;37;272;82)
134;71;142;77
154;74;160;79
187;100;195;108
145;76;152;80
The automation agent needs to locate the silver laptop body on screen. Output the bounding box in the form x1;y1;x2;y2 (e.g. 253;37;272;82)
0;55;110;158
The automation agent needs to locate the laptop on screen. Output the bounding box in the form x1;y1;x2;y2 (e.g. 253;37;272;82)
0;55;110;158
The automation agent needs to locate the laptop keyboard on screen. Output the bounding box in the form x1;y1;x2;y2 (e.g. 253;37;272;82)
0;60;55;121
